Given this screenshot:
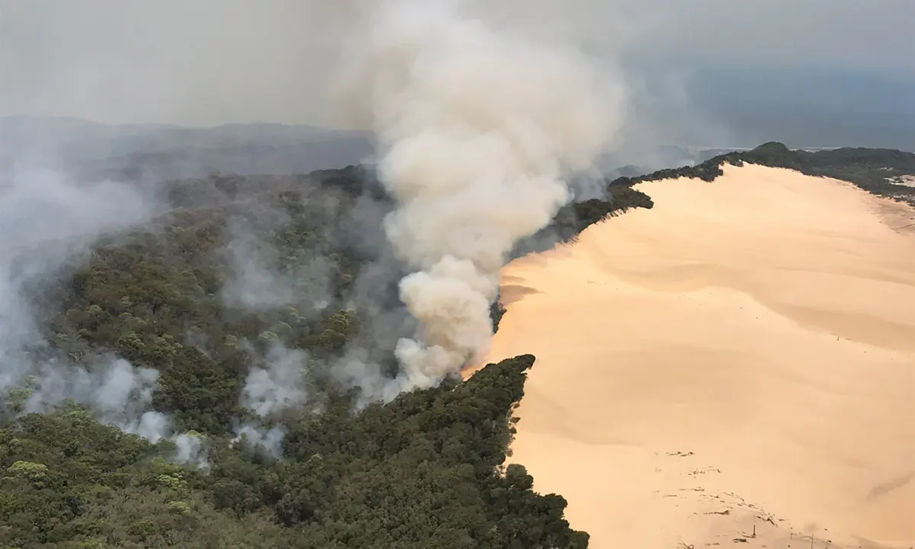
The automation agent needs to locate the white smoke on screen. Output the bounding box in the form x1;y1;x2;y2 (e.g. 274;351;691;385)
0;169;207;469
232;343;310;457
334;0;625;392
221;221;333;315
172;432;209;470
23;357;209;469
25;358;165;436
0;168;156;396
232;424;287;458
239;344;309;417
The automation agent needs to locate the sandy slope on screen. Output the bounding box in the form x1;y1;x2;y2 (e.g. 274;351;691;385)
467;164;915;549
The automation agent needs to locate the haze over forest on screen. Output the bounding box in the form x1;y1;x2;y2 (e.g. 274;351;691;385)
1;0;913;151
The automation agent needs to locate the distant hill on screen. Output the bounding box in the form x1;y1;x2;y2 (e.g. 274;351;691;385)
0;116;375;180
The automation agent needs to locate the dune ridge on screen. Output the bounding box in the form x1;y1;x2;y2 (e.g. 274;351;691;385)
470;163;915;548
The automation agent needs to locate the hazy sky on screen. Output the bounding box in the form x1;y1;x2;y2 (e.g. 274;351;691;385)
1;0;913;139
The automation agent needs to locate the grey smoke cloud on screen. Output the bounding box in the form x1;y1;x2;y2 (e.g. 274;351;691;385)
627;0;915;72
0;0;910;128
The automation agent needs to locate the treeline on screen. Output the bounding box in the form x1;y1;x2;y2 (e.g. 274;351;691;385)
510;183;654;259
1;165;653;547
609;141;915;204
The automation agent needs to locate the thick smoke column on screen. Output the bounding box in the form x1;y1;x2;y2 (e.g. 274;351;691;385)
335;0;624;390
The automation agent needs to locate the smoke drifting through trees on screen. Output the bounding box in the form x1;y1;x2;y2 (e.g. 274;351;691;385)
212;170;412;448
334;0;625;390
0;169;208;467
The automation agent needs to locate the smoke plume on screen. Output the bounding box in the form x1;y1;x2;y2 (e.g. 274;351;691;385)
334;0;625;390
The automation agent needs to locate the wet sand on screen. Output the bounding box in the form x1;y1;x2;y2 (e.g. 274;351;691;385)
468;164;915;548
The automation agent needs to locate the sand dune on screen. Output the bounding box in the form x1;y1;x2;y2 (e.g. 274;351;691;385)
469;164;915;549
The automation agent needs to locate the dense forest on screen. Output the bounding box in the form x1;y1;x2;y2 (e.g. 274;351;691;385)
0;163;653;548
1;354;589;548
609;141;915;205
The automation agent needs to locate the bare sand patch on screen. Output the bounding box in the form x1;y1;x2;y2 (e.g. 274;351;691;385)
467;164;915;548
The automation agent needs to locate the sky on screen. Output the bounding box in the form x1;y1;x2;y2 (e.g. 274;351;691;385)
0;0;913;147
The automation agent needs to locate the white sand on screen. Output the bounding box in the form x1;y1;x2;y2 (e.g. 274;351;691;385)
468;164;915;549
